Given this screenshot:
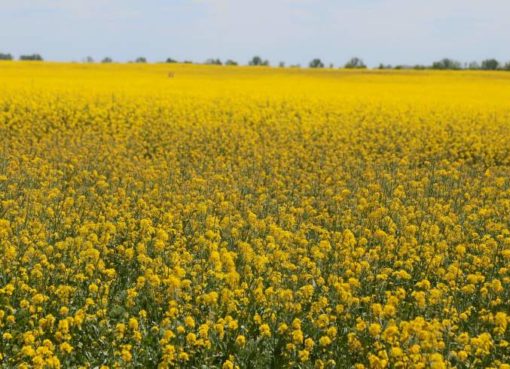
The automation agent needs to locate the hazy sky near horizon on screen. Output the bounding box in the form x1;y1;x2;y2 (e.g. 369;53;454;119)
0;0;509;66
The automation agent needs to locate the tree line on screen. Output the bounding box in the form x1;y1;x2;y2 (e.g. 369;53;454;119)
381;58;510;71
0;53;43;61
1;52;509;71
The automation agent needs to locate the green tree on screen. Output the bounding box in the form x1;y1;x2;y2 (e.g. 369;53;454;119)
309;58;325;68
248;56;269;66
467;61;480;70
344;57;366;69
0;52;13;60
431;58;461;70
205;58;222;65
377;63;393;69
481;58;500;70
19;54;43;61
225;59;238;66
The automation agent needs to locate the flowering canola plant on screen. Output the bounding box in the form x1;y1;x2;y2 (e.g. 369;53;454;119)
1;62;510;368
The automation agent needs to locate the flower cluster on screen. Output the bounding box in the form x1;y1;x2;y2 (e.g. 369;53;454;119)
0;62;510;368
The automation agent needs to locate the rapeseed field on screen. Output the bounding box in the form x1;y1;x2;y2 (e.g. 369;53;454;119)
1;62;510;369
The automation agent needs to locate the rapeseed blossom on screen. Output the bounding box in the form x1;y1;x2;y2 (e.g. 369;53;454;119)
0;62;510;368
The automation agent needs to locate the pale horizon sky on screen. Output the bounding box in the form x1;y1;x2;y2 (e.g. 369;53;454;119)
0;0;509;67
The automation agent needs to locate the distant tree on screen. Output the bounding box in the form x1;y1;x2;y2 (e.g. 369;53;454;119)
249;56;262;66
84;56;94;63
248;56;269;66
205;58;222;65
309;58;324;68
431;58;461;70
166;58;178;63
19;54;43;61
413;65;426;70
0;53;13;60
344;57;366;69
467;61;480;70
135;57;147;63
278;61;285;68
225;59;238;66
290;64;301;68
329;63;334;68
0;53;12;60
393;65;414;70
481;58;500;70
503;62;510;71
101;57;113;63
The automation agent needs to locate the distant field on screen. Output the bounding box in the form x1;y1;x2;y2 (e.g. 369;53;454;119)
1;62;510;369
2;61;510;104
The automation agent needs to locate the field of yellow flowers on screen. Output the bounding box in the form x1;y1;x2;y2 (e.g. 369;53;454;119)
1;62;510;369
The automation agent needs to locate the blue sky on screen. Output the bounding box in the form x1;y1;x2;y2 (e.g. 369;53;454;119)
0;0;509;66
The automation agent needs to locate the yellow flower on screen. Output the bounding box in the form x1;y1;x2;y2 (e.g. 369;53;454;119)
23;332;35;345
21;345;36;357
128;317;139;330
121;348;132;362
298;349;310;362
88;283;99;294
429;353;446;369
184;316;195;328
390;347;403;357
471;332;492;356
59;306;69;316
494;312;508;334
292;329;304;344
32;293;46;305
260;324;271;337
304;338;315;350
186;333;197;345
369;323;382;337
235;335;246;347
116;323;126;338
278;323;289;334
457;350;468;361
60;342;73;354
326;327;337;338
3;332;13;340
222;360;235;369
178;352;190;361
368;354;387;369
319;336;332;347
